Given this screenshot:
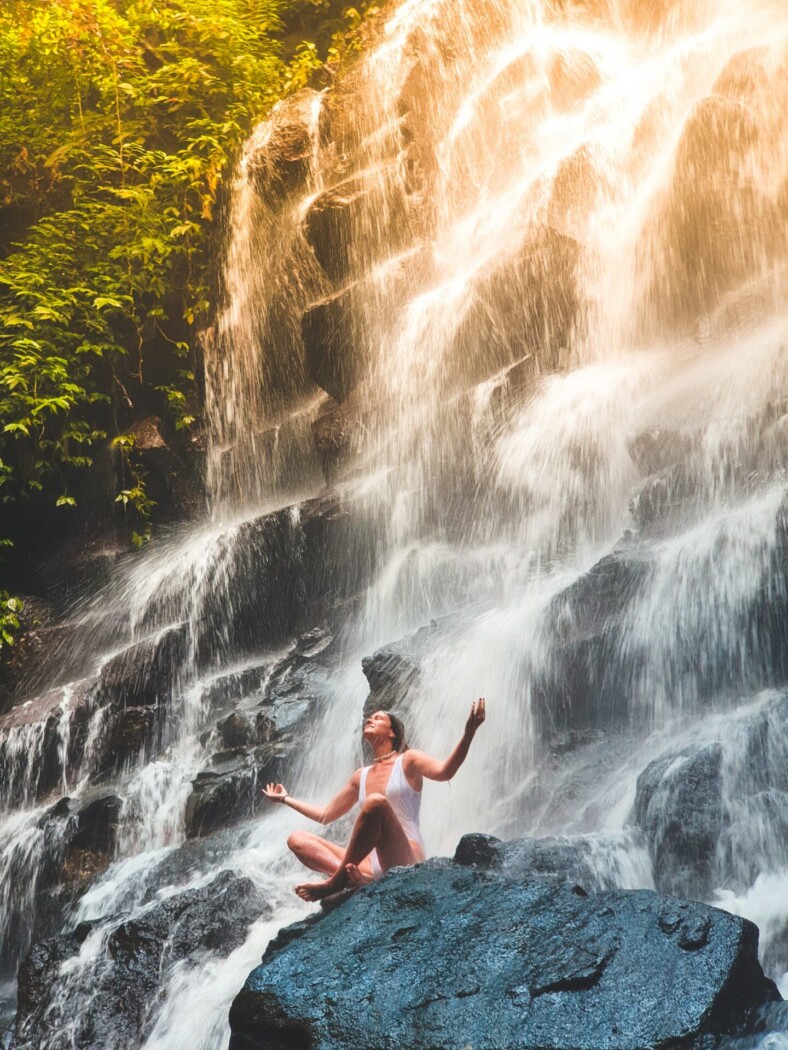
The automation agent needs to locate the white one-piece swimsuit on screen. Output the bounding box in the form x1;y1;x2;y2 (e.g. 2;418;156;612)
359;754;425;878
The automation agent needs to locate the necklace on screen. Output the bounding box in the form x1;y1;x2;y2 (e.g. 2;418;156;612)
372;750;397;764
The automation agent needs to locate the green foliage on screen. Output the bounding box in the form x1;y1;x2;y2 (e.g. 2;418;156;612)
0;0;380;540
0;0;289;516
112;432;156;547
0;592;22;649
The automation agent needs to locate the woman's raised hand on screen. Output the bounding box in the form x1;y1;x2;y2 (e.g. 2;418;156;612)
465;697;486;735
263;782;288;803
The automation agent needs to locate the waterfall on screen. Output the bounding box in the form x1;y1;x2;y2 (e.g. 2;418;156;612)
2;0;787;1046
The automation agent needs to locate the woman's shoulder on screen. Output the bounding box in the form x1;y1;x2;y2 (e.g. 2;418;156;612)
400;748;424;771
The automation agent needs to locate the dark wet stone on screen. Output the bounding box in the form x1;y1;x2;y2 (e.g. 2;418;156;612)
101;705;159;772
229;862;779;1050
302;170;411;283
218;712;256;750
361;620;444;722
246;89;328;198
635;742;726;899
454;831;645;893
629;462;698;533
634;691;788;903
67;790;122;854
301;285;364;403
311;387;372;484
184;742;289;838
98;624;190;708
0;682;98;808
14;871;269;1050
628;428;695;477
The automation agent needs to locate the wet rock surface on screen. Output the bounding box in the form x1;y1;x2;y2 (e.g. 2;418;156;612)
185;628;338;837
98;623;190;708
301;285;364;402
302;169;411;283
634;690;788;900
361;620;445;721
454;830;646;892
13;870;269;1050
229;861;779;1050
246;89;328;199
635;742;726;899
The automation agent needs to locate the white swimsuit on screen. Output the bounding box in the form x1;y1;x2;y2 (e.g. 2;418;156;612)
359;754;425;877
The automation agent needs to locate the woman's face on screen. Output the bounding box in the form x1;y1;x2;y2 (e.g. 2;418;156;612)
362;711;394;745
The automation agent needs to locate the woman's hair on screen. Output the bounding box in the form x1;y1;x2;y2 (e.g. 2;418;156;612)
384;711;408;752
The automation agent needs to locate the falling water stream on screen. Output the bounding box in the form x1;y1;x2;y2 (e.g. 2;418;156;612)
2;0;787;1045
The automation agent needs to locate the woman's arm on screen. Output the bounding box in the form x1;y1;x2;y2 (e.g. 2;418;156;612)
262;770;360;825
406;698;486;782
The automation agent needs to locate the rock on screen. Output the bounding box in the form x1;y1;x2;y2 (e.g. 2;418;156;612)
629;462;697;532
451;226;580;385
548;144;599;242
635;743;727;899
128;414;167;451
67;790;122;854
311;387;372;483
455;830;648;892
301;285;364;403
184;743;288;838
218;711;256;750
0;683;98;808
186;629;339;838
229;861;779;1050
628;427;695;477
191;501;334;664
0;801;75;978
634;691;788;900
302;169;411;283
547;48;601;110
14;871;270;1050
649;44;786;326
361;621;444;721
246;89;328;198
125;415;199;524
99;704;159;772
59;790;123;886
98;623;190;708
200;662;273;711
529;546;651;737
2;620;89;710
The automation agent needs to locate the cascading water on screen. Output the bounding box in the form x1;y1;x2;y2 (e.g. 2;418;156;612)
1;0;787;1046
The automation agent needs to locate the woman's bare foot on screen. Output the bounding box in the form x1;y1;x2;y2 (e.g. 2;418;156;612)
345;863;373;886
295;875;345;902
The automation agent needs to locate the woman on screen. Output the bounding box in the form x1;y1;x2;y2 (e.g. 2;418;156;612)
263;698;486;901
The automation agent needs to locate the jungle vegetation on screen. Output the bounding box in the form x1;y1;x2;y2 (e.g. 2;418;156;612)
0;0;378;641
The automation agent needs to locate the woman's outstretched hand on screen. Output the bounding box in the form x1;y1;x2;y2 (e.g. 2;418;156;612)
465;697;486;736
263;782;288;803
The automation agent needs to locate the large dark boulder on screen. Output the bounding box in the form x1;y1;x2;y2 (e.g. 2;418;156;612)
13;871;269;1050
184;743;288;838
634;690;788;901
229;861;779;1050
1;789;125;978
186;629;338;838
529;543;651;738
634;742;726;899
